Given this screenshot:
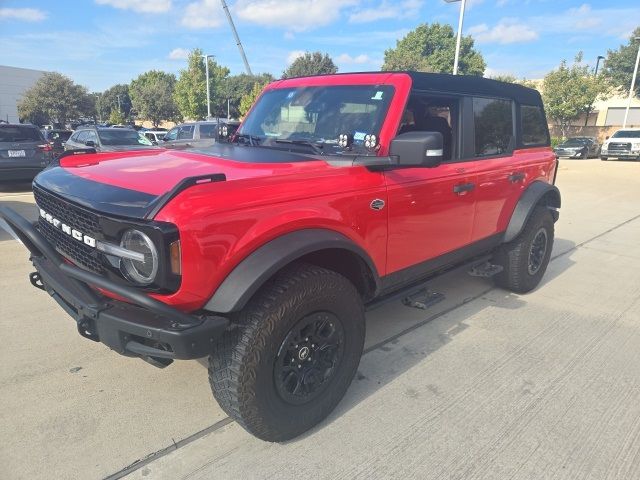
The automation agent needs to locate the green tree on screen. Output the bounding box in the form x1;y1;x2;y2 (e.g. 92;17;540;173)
220;73;275;119
382;23;485;76
108;109;125;125
239;81;268;118
489;74;518;83
282;52;337;79
98;84;132;121
174;49;230;120
17;72;94;127
542;53;607;138
130;70;180;127
602;27;640;96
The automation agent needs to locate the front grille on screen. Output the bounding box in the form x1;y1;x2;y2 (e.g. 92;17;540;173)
34;186;104;273
608;142;631;153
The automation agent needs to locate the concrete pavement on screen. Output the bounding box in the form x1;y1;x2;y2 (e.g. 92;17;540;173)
1;160;640;479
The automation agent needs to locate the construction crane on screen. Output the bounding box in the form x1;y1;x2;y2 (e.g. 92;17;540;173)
220;0;253;76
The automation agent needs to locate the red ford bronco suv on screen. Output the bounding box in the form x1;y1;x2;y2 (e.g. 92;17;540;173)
0;72;560;441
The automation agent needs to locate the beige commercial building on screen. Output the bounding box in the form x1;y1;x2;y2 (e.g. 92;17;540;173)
0;65;47;123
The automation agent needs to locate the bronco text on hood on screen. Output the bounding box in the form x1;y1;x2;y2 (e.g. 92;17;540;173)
0;72;560;442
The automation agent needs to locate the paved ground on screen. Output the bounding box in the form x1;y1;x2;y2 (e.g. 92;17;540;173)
1;160;640;480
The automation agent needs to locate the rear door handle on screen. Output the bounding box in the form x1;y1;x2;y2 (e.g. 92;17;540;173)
453;182;475;194
508;172;526;183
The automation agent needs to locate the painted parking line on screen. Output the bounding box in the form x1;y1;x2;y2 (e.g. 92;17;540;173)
0;218;23;244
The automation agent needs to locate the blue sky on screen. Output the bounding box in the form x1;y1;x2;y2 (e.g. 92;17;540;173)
1;0;639;92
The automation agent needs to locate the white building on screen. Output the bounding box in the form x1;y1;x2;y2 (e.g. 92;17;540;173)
0;65;47;123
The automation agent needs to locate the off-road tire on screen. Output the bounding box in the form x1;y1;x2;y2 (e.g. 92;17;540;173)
208;263;365;442
493;206;554;293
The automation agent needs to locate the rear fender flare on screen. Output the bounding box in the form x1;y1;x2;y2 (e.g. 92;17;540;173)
504;181;561;243
204;229;380;313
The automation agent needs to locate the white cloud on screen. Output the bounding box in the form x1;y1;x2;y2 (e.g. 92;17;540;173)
0;8;47;22
287;50;306;64
180;0;223;29
236;0;358;32
349;0;422;24
336;53;371;64
95;0;171;13
168;48;190;60
468;19;538;44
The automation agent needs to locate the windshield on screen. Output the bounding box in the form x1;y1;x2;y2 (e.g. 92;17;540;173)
611;130;640;139
238;85;394;155
562;139;588;146
97;129;153;146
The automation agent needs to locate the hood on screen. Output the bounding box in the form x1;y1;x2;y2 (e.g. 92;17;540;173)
33;144;331;219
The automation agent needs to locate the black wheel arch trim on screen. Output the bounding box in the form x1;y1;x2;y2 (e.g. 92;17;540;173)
204;229;381;313
504;180;561;243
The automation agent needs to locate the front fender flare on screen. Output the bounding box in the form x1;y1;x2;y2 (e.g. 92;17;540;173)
504;181;561;243
204;229;380;314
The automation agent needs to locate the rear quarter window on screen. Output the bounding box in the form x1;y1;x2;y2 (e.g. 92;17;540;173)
521;105;549;146
473;97;514;157
0;126;43;142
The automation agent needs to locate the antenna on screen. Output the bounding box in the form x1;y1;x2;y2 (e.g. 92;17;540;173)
220;0;253;75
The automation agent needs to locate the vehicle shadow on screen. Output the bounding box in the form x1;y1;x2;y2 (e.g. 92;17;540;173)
289;237;577;442
0;200;39;243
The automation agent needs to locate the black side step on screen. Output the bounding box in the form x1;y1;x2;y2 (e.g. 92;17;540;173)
468;261;503;278
365;254;492;312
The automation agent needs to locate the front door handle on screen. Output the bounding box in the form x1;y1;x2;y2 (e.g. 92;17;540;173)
453;182;475;195
508;172;526;183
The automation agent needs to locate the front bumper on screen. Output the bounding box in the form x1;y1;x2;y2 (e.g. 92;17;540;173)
0;206;228;366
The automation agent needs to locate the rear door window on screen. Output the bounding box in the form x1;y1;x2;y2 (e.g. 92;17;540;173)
0;126;43;142
521;105;549;146
473;97;514;157
177;125;194;140
199;124;217;138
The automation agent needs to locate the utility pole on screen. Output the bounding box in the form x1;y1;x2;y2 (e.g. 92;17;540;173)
220;0;253;75
623;37;640;128
203;54;214;120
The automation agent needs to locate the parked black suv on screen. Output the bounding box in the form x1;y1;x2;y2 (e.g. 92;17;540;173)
41;129;73;159
0;124;51;181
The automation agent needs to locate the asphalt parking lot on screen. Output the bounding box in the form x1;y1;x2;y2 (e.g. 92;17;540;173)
1;159;640;480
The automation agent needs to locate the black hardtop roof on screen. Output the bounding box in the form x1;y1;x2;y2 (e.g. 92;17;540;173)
405;71;543;106
278;71;543;106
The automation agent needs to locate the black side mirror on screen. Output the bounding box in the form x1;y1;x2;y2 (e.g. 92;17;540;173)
390;131;443;167
85;140;95;147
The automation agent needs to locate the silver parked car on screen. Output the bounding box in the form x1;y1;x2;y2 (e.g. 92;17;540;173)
64;126;158;152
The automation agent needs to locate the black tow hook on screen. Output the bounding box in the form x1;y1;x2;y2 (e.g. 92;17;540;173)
29;272;45;291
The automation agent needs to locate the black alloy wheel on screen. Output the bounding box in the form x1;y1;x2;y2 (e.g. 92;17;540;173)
527;228;548;275
274;312;345;405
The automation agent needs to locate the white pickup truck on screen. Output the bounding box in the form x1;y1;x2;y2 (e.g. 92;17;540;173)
601;128;640;161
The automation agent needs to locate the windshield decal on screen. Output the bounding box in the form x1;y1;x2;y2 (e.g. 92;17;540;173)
371;91;384;100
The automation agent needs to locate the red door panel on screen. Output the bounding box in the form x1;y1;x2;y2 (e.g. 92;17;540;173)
385;164;477;275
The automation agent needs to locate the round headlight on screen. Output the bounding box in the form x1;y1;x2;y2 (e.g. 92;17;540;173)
120;229;158;285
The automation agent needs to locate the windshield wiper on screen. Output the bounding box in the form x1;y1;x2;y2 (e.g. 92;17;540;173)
234;133;261;146
274;139;324;155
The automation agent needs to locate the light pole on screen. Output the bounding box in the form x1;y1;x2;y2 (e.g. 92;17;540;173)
623;37;640;128
202;54;214;120
595;55;605;75
445;0;466;75
585;55;605;126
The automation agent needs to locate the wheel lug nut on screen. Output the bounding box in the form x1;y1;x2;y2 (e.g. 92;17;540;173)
305;337;309;341
298;365;302;369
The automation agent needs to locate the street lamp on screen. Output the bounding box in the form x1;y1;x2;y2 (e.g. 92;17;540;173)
595;55;605;75
202;54;214;120
585;55;605;126
445;0;466;75
623;37;640;128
